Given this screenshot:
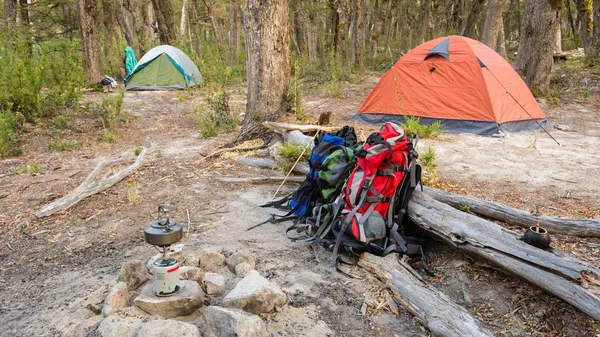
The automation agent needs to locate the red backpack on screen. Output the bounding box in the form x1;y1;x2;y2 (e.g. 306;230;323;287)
330;123;429;273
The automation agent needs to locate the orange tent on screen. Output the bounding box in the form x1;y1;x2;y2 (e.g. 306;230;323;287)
354;35;547;135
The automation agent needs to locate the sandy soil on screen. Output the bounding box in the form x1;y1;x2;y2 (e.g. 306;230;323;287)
0;71;599;337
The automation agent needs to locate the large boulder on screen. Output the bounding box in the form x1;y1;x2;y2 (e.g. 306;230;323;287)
196;306;268;337
119;260;150;290
134;319;200;337
133;280;204;318
102;282;129;317
234;263;253;278
199;249;226;272
203;273;225;296
222;270;286;314
98;314;143;337
226;253;255;272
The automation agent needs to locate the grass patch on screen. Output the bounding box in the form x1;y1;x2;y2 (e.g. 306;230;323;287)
418;147;439;187
48;140;83;152
275;142;311;174
197;91;237;138
94;91;126;143
126;179;139;205
28;162;40;175
0;109;24;157
400;117;443;139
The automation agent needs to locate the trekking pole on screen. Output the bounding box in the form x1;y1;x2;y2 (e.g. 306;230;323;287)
272;131;320;200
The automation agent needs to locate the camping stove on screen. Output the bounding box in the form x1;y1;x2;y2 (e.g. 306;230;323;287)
144;206;183;297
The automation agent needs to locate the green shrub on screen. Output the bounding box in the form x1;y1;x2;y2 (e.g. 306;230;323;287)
48;140;84;152
0;109;24;157
400;117;443;139
418;147;439;187
275;142;310;173
197;92;236;138
95;90;126;142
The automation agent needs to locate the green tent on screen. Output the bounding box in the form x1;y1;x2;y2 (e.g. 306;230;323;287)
125;45;203;91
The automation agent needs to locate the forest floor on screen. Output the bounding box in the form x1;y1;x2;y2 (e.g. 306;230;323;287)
1;63;600;337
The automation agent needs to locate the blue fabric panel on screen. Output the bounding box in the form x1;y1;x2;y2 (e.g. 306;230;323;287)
289;199;308;217
424;37;450;61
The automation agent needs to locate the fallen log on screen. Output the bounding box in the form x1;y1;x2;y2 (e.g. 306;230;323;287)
358;253;495;337
234;156;309;175
36;143;156;218
423;187;600;238
408;190;600;321
215;176;304;184
262;121;338;133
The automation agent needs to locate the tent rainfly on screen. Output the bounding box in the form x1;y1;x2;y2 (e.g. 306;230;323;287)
353;35;548;135
125;45;203;91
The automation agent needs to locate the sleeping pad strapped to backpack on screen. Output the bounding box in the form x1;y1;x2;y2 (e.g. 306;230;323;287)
327;122;432;274
253;126;358;229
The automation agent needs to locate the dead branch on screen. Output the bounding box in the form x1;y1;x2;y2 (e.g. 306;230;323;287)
233;156;309;175
200;144;268;160
408;190;600;321
262;121;338;133
35;143;156;218
423;187;600;238
215;176;304;184
359;253;495;337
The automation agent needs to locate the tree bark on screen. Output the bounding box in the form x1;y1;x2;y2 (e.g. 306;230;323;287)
229;0;237;67
482;0;505;48
103;0;122;74
408;191;600;321
236;0;291;143
115;0;137;54
496;25;507;57
593;0;600;61
19;0;29;26
461;0;485;38
555;22;563;53
180;0;190;37
515;0;562;97
76;0;105;84
141;1;156;52
4;0;17;27
370;0;388;58
418;0;430;44
153;0;175;44
358;254;495;337
577;0;593;52
204;0;225;46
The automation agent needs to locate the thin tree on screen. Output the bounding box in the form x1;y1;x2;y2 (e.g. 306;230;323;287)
593;0;600;62
76;0;105;84
515;0;563;97
153;0;175;44
577;0;593;52
235;0;291;143
4;0;17;27
462;0;485;38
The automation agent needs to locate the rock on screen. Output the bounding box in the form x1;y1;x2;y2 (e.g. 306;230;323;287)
199;249;226;272
196;306;268;337
222;270;286;314
234;263;253;278
98;314;143;337
134;319;200;337
203;273;225;296
134;280;204;318
102;282;129;317
226;253;255;272
180;266;204;283
147;244;186;272
119;260;150;290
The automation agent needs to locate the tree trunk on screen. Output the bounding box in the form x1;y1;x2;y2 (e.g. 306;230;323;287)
515;0;562;97
496;26;507;57
4;0;17;27
181;0;189;37
153;0;175;44
63;3;74;39
19;0;29;26
461;0;485;38
115;0;137;54
76;0;105;84
235;0;291;143
103;0;122;75
350;0;363;67
593;0;600;61
336;0;350;63
554;22;563;53
577;0;593;52
418;0;430;44
204;0;224;46
141;1;156;52
229;0;237;66
482;0;505;48
191;0;203;59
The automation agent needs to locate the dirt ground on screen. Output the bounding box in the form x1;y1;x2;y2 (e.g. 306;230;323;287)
1;70;599;337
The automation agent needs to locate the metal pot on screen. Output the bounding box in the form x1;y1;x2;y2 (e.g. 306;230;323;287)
524;226;551;250
144;206;183;247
